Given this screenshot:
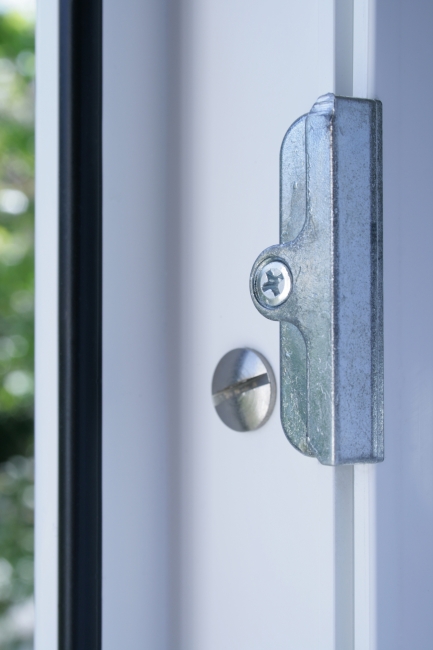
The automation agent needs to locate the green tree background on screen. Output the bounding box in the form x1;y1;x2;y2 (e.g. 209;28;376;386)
0;11;35;650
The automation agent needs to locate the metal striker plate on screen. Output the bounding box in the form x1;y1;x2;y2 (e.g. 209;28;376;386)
212;349;276;431
250;93;384;466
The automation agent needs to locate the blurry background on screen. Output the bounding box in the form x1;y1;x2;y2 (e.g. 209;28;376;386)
0;0;35;648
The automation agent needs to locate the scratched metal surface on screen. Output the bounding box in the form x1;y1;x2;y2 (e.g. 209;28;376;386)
250;93;383;465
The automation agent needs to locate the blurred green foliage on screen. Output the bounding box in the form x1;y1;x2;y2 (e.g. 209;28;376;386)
0;11;34;650
0;13;34;462
0;456;33;602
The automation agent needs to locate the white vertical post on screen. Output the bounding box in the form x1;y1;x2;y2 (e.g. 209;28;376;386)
353;465;376;650
353;0;372;97
34;0;59;648
353;2;377;648
334;2;355;647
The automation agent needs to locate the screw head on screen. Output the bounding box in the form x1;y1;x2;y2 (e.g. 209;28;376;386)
254;260;292;308
212;348;276;431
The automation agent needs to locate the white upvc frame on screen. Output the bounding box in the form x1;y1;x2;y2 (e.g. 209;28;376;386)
102;0;173;646
35;0;433;647
34;0;59;648
374;0;433;645
175;0;338;646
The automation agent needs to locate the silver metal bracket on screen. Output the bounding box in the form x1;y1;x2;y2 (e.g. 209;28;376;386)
250;93;383;465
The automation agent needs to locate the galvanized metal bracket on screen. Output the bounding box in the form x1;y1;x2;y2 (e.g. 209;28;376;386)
250;93;383;465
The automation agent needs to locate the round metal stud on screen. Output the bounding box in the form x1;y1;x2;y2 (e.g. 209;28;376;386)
211;348;276;431
254;260;292;308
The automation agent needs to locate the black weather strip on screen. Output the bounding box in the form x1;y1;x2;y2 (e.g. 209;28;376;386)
59;0;102;648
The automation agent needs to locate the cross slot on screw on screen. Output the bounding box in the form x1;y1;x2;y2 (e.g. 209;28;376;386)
255;260;292;308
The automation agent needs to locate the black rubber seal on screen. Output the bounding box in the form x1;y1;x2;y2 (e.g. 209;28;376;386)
59;0;102;647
